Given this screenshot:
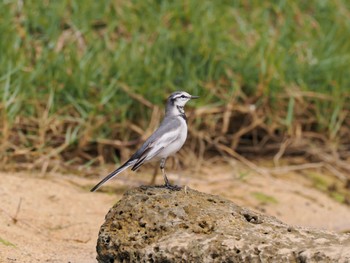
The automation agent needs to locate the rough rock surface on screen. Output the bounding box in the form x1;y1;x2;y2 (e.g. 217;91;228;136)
96;186;350;263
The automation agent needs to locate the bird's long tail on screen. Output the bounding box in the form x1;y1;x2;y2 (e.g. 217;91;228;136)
90;161;133;192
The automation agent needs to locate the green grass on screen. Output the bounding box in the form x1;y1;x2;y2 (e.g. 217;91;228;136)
330;192;345;203
251;192;278;204
306;172;349;204
307;172;329;192
0;236;16;247
0;0;349;167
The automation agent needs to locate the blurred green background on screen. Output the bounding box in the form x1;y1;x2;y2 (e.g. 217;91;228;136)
0;0;349;169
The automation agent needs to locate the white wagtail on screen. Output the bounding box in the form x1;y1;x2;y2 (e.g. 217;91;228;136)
90;91;199;192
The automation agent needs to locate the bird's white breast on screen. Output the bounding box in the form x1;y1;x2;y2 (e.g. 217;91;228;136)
158;117;187;158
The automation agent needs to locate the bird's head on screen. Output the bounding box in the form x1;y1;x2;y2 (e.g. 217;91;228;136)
166;91;199;116
168;91;199;107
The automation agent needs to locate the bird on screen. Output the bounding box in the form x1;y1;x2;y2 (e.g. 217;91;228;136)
90;91;199;192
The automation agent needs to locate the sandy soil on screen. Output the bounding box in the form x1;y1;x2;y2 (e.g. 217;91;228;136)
0;172;117;263
1;163;350;262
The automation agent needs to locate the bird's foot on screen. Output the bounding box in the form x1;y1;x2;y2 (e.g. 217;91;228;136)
164;183;182;191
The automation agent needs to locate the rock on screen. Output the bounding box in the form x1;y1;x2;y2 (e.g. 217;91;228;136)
96;186;350;263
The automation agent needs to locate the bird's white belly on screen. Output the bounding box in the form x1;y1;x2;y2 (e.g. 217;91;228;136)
158;118;187;159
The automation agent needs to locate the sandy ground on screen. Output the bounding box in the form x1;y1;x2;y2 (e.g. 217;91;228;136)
1;162;350;262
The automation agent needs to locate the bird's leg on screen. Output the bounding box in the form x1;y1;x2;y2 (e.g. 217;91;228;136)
160;158;170;186
160;158;181;191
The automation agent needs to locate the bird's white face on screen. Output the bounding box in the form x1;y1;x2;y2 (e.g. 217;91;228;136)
166;91;199;116
172;91;192;107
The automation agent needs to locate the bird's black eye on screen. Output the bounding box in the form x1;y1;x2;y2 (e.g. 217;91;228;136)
180;95;186;98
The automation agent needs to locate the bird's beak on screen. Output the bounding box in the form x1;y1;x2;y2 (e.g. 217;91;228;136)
190;95;200;99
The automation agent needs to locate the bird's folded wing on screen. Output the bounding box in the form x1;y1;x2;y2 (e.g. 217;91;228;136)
131;126;181;170
131;146;164;171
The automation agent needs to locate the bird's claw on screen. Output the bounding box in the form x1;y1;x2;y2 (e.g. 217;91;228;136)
164;183;182;191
